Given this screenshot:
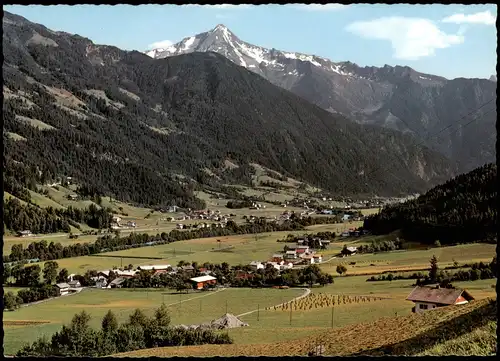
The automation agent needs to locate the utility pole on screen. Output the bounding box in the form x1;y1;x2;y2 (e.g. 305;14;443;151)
331;304;334;328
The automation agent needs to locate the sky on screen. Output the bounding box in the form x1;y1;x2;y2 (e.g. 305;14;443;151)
4;3;497;79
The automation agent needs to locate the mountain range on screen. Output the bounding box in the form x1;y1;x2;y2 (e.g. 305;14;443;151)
146;24;497;173
2;12;457;208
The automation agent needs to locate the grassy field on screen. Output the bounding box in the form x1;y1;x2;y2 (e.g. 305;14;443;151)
320;243;496;276
114;297;496;357
17;223;358;273
2;287;302;355
4;270;495;355
3;287;29;295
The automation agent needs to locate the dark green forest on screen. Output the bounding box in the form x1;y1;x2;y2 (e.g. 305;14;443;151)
3;11;455;210
363;163;497;244
3;198;113;233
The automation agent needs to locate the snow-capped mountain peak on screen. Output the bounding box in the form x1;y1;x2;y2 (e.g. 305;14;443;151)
144;25;358;79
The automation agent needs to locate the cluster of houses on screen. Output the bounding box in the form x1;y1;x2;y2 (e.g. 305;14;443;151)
249;202;266;210
111;216;137;230
88;264;217;289
245;235;331;274
340;228;369;237
173;209;233;229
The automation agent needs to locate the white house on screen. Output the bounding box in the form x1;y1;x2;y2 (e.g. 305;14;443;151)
137;265;171;271
18;230;33;237
55;283;70;296
249;261;265;271
284;250;298;259
406;286;475;313
112;216;122;224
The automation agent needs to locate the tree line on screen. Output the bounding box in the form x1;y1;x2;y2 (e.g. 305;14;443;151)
4;198;113;234
366;256;497;286
4;216;340;264
119;263;334;290
16;306;232;356
3;261;71;309
363;163;497;245
354;238;404;254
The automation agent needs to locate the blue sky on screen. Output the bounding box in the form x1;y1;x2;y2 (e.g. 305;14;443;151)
4;4;497;79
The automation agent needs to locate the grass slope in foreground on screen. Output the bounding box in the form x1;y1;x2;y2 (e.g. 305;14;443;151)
114;297;496;357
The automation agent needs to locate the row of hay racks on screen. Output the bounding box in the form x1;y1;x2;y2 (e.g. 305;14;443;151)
271;293;385;311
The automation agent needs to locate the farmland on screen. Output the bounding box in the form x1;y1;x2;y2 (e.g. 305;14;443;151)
3;183;351;254
4;269;495;356
319;243;496;276
3;287;302;355
114;299;496;357
114;297;496;357
3;183;496;357
26;222;361;273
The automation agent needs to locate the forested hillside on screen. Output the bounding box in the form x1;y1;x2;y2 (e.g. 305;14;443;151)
3;11;454;209
363;163;497;244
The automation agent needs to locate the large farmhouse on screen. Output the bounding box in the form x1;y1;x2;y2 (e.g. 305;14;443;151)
406;286;475;313
190;275;217;290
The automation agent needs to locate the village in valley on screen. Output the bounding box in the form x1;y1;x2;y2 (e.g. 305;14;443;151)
4;181;496;358
2;3;496;357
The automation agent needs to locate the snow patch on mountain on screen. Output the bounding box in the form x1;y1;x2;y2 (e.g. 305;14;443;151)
183;37;195;51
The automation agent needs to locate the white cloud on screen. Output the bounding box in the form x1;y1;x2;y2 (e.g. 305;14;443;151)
442;10;496;25
147;39;173;50
346;17;464;60
182;4;251;9
209;5;251;9
293;4;348;11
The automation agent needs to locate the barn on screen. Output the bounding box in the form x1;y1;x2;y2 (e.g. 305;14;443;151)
190;275;217;290
406;285;475;313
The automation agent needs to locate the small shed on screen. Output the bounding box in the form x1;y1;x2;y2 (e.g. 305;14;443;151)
18;230;33;237
55;283;70;296
406;286;475;313
190;275;217;290
344;247;358;256
109;277;126;288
